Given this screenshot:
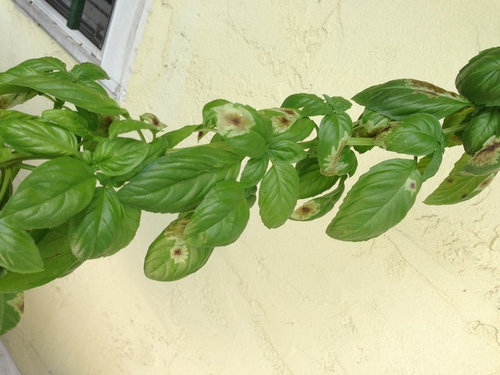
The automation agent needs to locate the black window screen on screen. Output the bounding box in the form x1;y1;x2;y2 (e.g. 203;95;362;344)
45;0;115;49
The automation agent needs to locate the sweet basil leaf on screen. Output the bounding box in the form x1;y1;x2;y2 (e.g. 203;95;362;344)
118;144;242;213
0;218;43;273
281;93;332;116
240;157;268;187
164;125;200;148
0;292;24;335
144;217;213;281
0;224;82;293
42;108;93;138
327;159;422;241
354;109;392;137
455;47;500;106
353;79;470;119
442;106;474;147
108;120;158;138
296;158;338;199
0;57;66;84
69;187;124;260
425;153;495;205
324;95;352;113
0;117;78;156
268;140;306;163
258;161;299;228
317;113;353;175
70;62;109;81
290;178;345;221
184;181;249;248
417;150;443;181
375;113;444;156
102;204;141;257
463;136;500;175
93;138;150;177
0;91;37;109
1;157;96;229
202;99;231;127
462;108;500;155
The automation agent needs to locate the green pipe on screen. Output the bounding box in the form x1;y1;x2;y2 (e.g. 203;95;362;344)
67;0;86;30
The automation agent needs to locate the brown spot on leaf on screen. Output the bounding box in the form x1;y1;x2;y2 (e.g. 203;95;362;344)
446;178;454;183
470;137;500;166
282;109;296;115
291;201;319;220
407;79;460;98
477;174;495;190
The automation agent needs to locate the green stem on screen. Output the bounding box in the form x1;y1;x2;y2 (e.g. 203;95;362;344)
346;137;375;146
20;163;36;171
442;123;468;135
136;130;146;142
0;168;11;204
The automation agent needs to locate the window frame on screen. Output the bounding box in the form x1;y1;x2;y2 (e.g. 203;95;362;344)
14;0;152;101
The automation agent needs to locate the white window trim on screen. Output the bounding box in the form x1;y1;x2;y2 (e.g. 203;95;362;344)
13;0;152;101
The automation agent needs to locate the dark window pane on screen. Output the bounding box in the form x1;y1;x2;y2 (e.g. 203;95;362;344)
45;0;115;49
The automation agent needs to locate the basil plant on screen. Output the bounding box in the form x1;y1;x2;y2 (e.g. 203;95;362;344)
0;47;499;334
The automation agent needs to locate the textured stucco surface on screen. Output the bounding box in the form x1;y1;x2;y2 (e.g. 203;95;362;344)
1;0;500;374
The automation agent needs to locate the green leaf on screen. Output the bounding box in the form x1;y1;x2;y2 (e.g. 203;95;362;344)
69;187;125;260
463;136;500;175
354;109;392;137
0;218;43;273
93;138;150;177
0;292;24;335
462;108;500;155
240;157;268;187
184;181;249;247
327;159;422;241
164;125;200;148
202;99;231;127
259;161;299;228
0;91;37;109
442;106;475;147
290;178;345;221
70;62;109;81
296;158;338;199
108;120;158;139
317;113;353;175
281;93;333;116
374;113;444;156
353;79;470;119
118;144;242;213
268;140;306;163
102;204;141;257
455;47;500;106
324;95;352;112
417;150;443;181
1;157;96;229
425;153;495;205
0;224;82;293
144;217;213;281
42;108;93;138
0;57;66;84
0;117;78;156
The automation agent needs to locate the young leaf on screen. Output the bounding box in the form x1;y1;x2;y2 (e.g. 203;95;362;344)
108;119;159;139
374;113;444;156
462;108;500;155
70;62;109;81
42;108;93;138
0;224;82;293
296;158;338;199
164;125;200;148
0;218;43;273
184;181;249;248
69;187;125;260
327;159;422;241
144;217;213;281
0;292;24;335
425;153;495;205
281;93;333;116
268;140;307;163
93;138;150;177
353;79;470;119
258;161;299;228
118;144;242;213
290;178;345;221
317;113;353;175
0;117;78;156
455;47;500;106
1;157;97;229
240;157;269;187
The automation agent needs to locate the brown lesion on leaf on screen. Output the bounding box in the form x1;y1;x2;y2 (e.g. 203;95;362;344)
271;115;293;131
213;104;255;137
7;293;24;315
282;109;297;116
406;79;461;98
291;201;319;220
477;174;496;191
470;136;500;167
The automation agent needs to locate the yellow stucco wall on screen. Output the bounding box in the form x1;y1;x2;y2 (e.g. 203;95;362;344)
1;0;500;374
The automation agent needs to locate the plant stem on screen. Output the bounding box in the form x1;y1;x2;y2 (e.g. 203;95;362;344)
442;123;468;135
0;168;11;204
136;130;146;142
20;163;36;171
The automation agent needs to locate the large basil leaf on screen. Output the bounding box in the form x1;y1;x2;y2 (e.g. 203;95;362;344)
455;47;500;106
374;113;444;156
69;187;124;260
258;161;299;228
102;204;141;257
118;144;242;213
184;181;249;248
1;157;96;229
0;218;43;273
425;153;495;205
240;157;268;187
0;292;24;335
0;224;82;293
353;79;470;119
144;217;213;281
42;108;93;138
0;117;78;156
462;108;500;155
463;136;500;175
93;138;150;177
268;140;306;163
296;158;338;199
290;178;345;221
317;113;353;175
0;57;66;84
327;159;422;241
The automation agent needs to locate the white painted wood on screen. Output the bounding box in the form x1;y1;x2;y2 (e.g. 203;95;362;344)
0;340;21;375
13;0;152;101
